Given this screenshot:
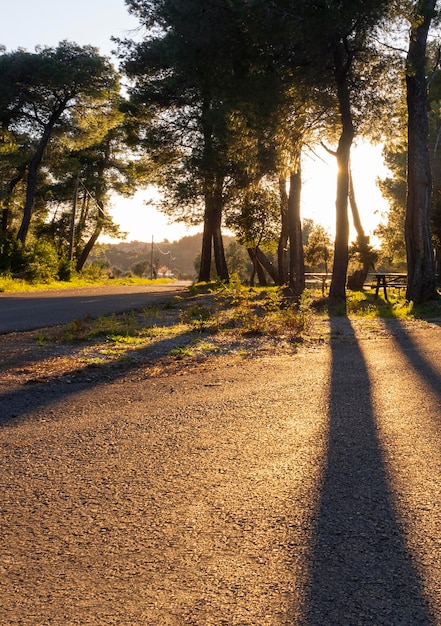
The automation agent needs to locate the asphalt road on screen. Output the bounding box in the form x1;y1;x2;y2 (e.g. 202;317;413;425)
1;317;441;624
0;283;190;333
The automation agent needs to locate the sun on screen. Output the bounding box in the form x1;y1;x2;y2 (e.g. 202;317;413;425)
302;142;389;245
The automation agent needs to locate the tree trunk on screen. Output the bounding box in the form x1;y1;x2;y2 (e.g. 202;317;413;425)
405;0;438;304
247;248;257;286
69;176;80;262
17;103;67;245
256;259;267;286
278;176;289;285
17;147;46;244
288;159;305;296
247;248;268;286
1;170;25;234
348;167;365;241
198;96;228;283
76;225;103;272
347;168;371;289
1;209;8;235
435;246;441;278
254;246;279;284
198;184;229;282
329;38;355;302
212;191;229;281
199;213;213;282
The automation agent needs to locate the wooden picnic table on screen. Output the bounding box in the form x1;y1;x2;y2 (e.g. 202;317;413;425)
369;272;407;301
304;272;331;294
303;272;408;301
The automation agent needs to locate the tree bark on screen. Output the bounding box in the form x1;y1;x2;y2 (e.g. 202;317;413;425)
247;248;257;286
254;246;279;284
405;0;438;303
278;176;289;285
17;102;68;244
287;158;305;296
198;97;229;283
198;183;229;282
348;168;371;289
247;248;268;286
199;212;213;282
76;225;103;272
212;190;229;281
348;168;365;240
329;38;355;302
1;170;25;234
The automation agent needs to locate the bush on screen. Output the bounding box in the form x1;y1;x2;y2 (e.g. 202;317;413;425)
81;261;111;281
58;258;76;281
25;240;59;283
0;234;26;274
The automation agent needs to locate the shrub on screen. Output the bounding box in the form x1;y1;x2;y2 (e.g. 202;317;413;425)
0;233;26;274
25;240;59;283
58;258;76;281
81;261;111;281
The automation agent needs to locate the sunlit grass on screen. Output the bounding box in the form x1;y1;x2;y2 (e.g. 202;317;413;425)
168;338;220;358
29;281;314;369
168;345;195;357
314;288;420;319
0;275;175;293
82;356;107;366
144;325;184;339
195;340;219;353
25;279;441;375
57;309;189;347
105;335;147;345
208;281;312;339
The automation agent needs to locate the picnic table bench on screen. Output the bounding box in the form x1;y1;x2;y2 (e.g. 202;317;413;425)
304;273;331;293
369;272;407;301
303;272;408;301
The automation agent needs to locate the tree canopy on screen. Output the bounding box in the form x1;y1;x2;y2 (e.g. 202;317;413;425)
1;1;441;303
0;41;152;278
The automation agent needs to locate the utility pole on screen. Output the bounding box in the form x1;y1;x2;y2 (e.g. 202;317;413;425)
69;174;80;262
150;236;154;279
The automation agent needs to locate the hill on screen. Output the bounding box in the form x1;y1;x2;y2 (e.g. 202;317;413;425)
89;233;235;279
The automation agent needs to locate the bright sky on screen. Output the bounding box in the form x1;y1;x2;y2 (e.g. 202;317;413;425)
1;0;140;56
2;1;390;245
302;142;389;245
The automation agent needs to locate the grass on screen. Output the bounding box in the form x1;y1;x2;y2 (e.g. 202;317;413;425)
26;281;315;369
58;309;186;345
306;285;441;320
0;275;175;293
168;345;195;358
20;278;441;374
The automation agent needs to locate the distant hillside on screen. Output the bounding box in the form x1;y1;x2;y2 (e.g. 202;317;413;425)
89;233;235;279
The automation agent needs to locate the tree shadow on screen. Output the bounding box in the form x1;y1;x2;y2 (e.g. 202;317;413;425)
0;327;196;427
305;316;434;625
382;318;441;408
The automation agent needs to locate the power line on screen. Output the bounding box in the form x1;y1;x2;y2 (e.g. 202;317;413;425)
154;242;171;256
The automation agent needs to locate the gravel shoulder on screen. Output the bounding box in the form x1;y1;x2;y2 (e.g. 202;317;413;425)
1;313;441;624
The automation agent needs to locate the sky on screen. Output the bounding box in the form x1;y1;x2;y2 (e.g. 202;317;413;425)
2;1;390;245
2;1;140;56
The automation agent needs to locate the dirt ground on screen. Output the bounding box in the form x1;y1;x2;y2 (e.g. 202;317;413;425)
1;315;441;625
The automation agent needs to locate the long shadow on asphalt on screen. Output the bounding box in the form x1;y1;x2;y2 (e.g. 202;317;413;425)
305;316;434;625
383;317;441;409
0;328;195;427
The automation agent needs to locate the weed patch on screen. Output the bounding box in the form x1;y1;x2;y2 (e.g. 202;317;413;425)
20;280;439;381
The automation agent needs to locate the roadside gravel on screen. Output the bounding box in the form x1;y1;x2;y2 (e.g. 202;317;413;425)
1;315;441;624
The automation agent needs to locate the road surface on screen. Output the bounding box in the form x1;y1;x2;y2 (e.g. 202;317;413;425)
0;283;190;333
1;316;441;624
